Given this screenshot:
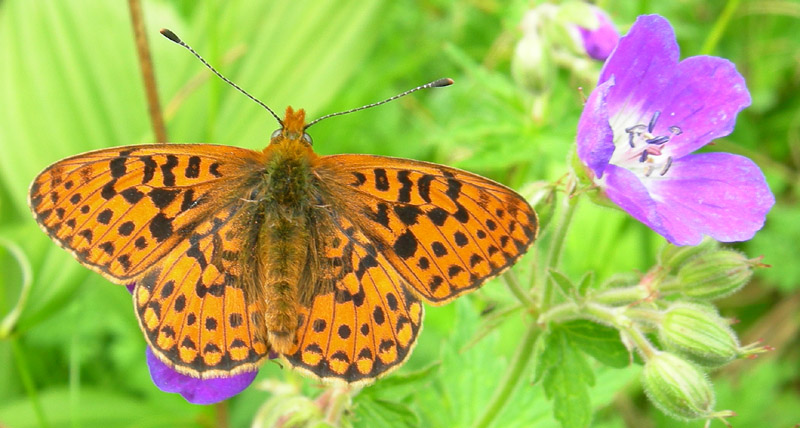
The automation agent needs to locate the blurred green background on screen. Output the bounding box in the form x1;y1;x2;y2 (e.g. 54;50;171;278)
0;0;798;427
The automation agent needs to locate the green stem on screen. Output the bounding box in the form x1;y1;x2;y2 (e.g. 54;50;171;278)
591;286;650;305
471;323;539;428
537;301;581;324
541;197;578;308
503;270;536;312
10;338;50;428
700;0;741;55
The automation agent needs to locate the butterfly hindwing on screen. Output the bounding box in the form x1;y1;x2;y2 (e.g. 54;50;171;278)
28;144;265;282
315;154;538;305
283;211;423;383
134;199;270;377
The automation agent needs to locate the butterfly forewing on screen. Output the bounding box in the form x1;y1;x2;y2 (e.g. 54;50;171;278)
315;155;538;305
29;144;265;281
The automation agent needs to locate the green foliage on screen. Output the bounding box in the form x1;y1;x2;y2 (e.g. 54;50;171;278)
560;320;630;369
1;0;797;427
535;329;594;428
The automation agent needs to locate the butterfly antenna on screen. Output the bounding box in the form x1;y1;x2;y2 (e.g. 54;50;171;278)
304;78;454;129
159;29;283;126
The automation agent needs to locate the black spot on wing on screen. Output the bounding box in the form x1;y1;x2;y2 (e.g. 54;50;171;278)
149;213;174;242
185;156;201;178
141;156;157;184
393;230;417;259
161;155;179;186
373;168;389;191
397;170;413;203
149;188;180;209
394;205;421;226
417;174;434;203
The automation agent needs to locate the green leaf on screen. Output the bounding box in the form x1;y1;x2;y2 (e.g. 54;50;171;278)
539;330;593;428
577;272;594;295
548;269;574;299
354;397;419;428
559;320;630;368
415;300;553;428
360;362;440;403
531;330;557;385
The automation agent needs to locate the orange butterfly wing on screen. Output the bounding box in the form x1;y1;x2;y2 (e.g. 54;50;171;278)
30;144;271;376
279;154;537;382
283;211;424;383
315;155;538;304
29;144;265;280
134;199;271;377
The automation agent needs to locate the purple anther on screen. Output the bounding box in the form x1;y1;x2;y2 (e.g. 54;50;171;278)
648;111;660;133
639;150;649;162
625;124;647;134
646;135;670;145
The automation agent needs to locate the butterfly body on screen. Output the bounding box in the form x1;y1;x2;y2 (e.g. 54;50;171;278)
29;105;538;383
258;107;316;352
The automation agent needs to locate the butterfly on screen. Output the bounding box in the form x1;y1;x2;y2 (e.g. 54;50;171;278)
28;29;538;384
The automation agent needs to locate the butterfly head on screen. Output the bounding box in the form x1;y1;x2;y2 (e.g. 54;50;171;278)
269;106;313;147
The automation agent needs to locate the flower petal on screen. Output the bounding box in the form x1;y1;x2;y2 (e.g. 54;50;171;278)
643;153;774;245
146;347;257;405
602;164;664;235
600;15;750;159
599;15;679;125
636;55;751;158
577;78;616;178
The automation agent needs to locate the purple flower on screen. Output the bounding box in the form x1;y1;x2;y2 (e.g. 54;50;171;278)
126;283;258;404
576;15;774;246
146;347;257;405
576;8;619;61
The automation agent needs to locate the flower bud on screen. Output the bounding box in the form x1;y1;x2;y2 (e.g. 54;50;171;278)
512;10;556;95
675;250;754;300
658;238;719;271
558;3;619;61
642;352;718;420
253;382;352;428
659;303;739;368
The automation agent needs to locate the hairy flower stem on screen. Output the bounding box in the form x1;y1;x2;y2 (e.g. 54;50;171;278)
471;323;540;428
504;270;537;312
541;196;579;308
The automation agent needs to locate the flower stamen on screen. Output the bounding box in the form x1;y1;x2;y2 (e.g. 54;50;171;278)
618;111;680;178
648;111;660;133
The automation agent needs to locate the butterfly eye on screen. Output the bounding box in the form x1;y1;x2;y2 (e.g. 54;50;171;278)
302;133;313;145
270;129;282;139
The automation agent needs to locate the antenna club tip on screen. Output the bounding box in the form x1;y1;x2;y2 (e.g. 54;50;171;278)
160;28;182;44
433;78;454;87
